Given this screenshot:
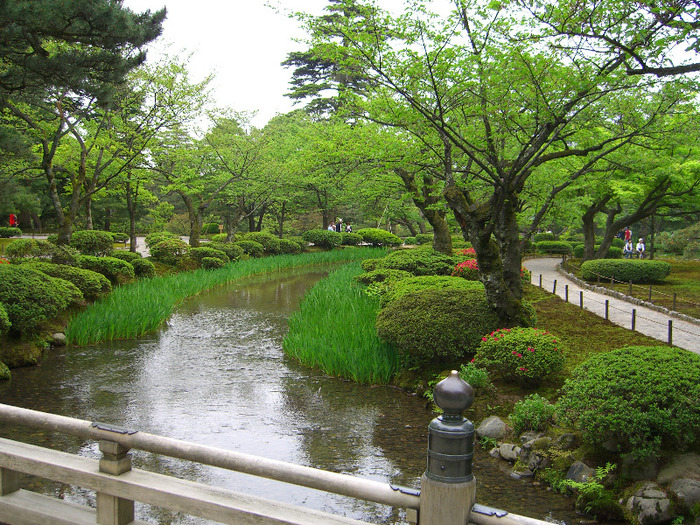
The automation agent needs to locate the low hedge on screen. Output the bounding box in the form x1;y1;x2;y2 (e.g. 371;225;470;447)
111;251;142;263
189;246;230;264
150;238;191;265
130;258;156;278
536;241;572;255
415;233;433;245
573;244;623;259
70;230;115;256
234;240;264;257
301;229;342;249
532;232;556;242
356;228;402;247
4;239;55;260
341;232;363;246
201;256;225;270
278;238;302;254
556;346;700;460
580;259;671;283
0;227;21;238
78;255;136;285
244;232;281;255
375;287;500;366
24;262;111;299
381;276;484;307
208;242;244;261
144;231;179;249
363;248;456;276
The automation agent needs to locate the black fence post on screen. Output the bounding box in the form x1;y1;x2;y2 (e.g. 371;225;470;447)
632;309;636;331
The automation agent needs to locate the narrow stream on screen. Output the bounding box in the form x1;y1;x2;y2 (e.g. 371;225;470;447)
0;266;580;524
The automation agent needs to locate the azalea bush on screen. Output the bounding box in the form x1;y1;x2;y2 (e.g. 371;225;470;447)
453;258;479;280
473;327;566;386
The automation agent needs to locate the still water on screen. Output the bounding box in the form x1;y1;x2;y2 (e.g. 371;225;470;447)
0;266;580;524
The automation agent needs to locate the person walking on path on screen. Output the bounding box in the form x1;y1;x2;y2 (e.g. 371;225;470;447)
522;257;699;354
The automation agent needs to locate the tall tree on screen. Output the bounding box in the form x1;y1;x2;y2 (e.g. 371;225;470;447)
0;0;164;102
290;0;692;325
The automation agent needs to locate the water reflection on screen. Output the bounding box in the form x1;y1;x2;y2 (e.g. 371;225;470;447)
0;266;579;524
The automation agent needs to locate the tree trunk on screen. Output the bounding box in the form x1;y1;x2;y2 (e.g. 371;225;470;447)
444;182;524;327
85;195;93;230
395;167;452;254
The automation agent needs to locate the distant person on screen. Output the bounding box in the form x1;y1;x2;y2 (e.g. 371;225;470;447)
623;240;634;258
624;227;632;243
8;213;17;227
345;224;352;233
328;222;335;231
335;219;342;233
636;238;645;258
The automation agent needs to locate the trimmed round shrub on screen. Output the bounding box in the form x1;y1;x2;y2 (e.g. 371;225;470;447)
202;222;220;234
580;259;671;283
556;346;700;459
369;248;457;276
301;229;342;249
574;244;623;259
382;276;484;307
0;227;22;238
376;287;500;366
356;228;402;246
286;236;308;251
70;230;115;256
0;302;11;337
510;394;556;435
51;278;84;307
208;242;244;261
611;237;625;248
189;246;230;264
111;251;142;263
278;238;302;254
234;240;264;257
244;232;281;255
50;245;80;265
341;232;363;246
78;255;136;285
5;239;55;260
415;233;433;245
150;238;191;265
536;241;572;255
112;232;129;243
403;236;417;245
24;262;111;299
130;258;156;278
355;268;413;286
211;233;229;243
201;256;225;270
533;232;556;242
0;265;74;333
145;231;178;249
473;327;565;386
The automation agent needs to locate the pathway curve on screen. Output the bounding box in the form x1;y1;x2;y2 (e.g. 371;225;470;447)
523;257;699;355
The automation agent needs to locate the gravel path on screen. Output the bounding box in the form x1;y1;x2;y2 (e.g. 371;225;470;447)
523;258;699;354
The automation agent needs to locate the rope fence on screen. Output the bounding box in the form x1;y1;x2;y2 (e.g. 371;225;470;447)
533;271;700;347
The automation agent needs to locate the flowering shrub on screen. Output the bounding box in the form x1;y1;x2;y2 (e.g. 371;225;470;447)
0;258;9;265
453;258;480;280
458;247;476;257
473;327;565;386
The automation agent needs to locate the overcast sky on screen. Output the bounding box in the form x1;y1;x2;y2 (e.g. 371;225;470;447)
122;0;330;127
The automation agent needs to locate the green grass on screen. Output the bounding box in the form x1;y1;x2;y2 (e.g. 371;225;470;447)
283;262;402;385
65;248;387;345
